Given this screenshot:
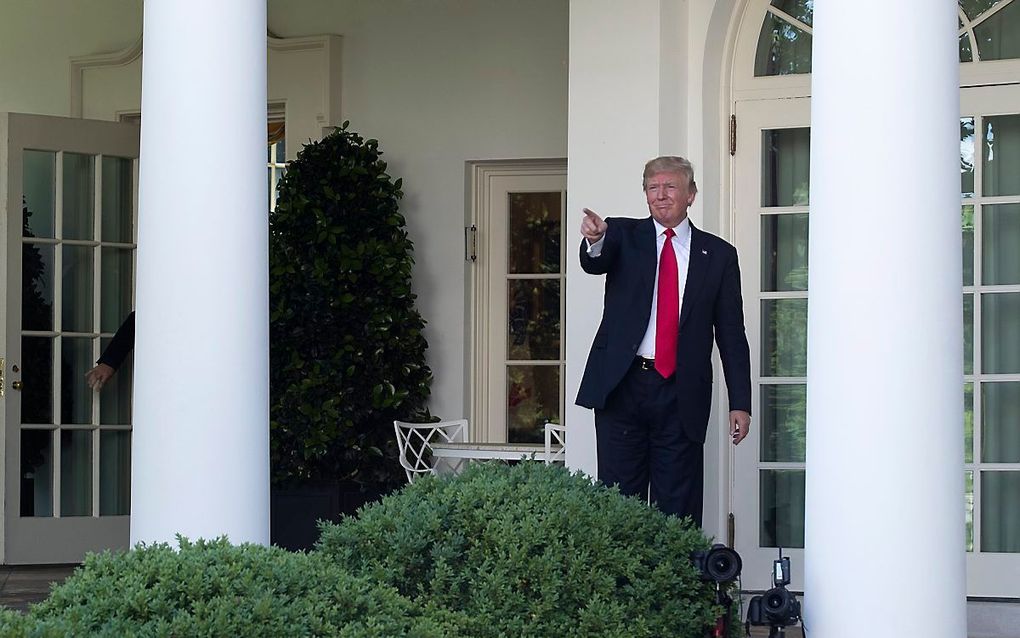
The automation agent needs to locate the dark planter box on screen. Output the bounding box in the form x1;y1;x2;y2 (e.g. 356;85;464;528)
270;482;388;551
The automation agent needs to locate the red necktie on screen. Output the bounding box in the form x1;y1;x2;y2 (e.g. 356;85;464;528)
655;228;679;378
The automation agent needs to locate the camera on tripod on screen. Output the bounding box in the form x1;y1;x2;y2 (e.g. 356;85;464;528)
746;550;801;636
691;543;742;583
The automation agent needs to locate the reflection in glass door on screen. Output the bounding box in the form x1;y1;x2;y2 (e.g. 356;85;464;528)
3;114;138;564
506;192;564;443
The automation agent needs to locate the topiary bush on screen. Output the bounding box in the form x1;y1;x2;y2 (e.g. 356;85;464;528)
269;122;432;488
316;462;727;638
0;537;464;637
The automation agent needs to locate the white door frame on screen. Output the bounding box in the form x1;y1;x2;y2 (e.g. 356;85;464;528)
467;159;567;443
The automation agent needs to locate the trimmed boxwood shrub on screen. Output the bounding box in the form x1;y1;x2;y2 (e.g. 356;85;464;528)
0;537;464;637
317;462;727;638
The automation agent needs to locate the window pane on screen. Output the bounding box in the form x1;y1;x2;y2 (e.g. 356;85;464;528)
62;153;95;241
101;248;133;333
760;384;806;462
61;338;93;425
961;0;1004;21
761;128;810;207
21;429;53;517
964;293;974;375
981;471;1020;552
981;292;1020;374
21;337;54;424
508;192;562;274
965;382;974;464
60;430;93;517
761;214;808;292
62;245;94;333
960;34;974;63
983;115;1020;196
974;0;1020;61
965;470;974;553
761;299;808;377
962;205;974;286
981;381;1020;463
982;203;1020;285
22;242;54;331
23;150;55;238
771;0;813;25
101;156;133;243
99;337;133;426
275;139;286;164
508;280;560;360
754;13;812;77
961;119;975;197
507;365;559;444
100;431;131;515
760;469;805;548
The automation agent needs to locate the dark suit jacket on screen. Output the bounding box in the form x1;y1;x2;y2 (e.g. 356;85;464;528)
575;217;751;443
97;311;135;369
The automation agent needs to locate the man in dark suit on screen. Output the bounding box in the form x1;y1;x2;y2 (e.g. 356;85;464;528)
576;156;751;527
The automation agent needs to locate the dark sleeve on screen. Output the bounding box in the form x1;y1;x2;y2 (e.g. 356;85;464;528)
97;311;135;370
713;247;752;414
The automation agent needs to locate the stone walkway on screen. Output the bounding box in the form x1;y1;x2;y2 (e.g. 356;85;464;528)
0;564;77;613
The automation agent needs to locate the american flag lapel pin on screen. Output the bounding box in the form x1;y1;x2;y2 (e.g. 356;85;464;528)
701;249;708;255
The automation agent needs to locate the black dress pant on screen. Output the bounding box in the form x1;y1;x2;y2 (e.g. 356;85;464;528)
594;359;704;527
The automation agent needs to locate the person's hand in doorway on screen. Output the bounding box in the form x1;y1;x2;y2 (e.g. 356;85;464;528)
85;363;116;392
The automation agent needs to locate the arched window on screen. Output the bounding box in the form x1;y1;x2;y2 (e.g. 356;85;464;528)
754;0;1020;76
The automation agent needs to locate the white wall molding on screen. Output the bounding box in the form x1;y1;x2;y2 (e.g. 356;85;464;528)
68;33;342;156
68;36;143;118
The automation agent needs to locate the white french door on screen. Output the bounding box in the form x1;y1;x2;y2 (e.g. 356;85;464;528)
1;113;138;564
732;97;810;592
469;162;567;443
732;89;1020;597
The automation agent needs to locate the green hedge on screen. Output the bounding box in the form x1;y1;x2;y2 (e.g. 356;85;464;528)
0;537;463;638
317;462;725;638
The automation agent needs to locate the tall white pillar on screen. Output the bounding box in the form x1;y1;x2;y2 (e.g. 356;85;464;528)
805;1;965;636
132;0;268;546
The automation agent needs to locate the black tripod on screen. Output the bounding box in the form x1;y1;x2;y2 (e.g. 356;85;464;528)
709;585;733;638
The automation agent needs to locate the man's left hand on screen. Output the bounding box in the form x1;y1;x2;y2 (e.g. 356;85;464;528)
729;410;750;445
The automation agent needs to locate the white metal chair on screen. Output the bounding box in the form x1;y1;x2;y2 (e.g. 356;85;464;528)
393;419;468;483
544;422;566;465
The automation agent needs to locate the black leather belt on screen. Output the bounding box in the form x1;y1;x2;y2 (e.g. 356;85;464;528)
634;357;656;371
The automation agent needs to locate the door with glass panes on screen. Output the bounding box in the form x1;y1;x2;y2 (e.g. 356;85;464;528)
470;163;567;443
732;88;1020;596
1;113;137;564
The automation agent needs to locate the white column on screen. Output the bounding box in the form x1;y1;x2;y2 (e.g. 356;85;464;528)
132;0;268;546
806;2;964;636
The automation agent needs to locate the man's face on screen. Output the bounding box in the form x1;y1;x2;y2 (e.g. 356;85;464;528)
644;171;696;228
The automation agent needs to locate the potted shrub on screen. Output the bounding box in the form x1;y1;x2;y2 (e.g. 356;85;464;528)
268;123;432;549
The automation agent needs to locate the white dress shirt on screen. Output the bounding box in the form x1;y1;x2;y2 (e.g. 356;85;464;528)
587;217;692;359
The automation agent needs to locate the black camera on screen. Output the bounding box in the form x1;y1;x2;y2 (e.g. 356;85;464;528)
747;552;801;636
690;543;742;583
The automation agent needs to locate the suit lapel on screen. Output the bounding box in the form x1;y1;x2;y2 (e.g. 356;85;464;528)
679;222;708;328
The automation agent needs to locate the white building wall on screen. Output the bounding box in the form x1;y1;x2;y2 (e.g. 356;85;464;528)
0;0;569;427
266;0;569;421
0;0;142;116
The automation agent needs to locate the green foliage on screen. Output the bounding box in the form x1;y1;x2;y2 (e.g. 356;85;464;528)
269;122;432;487
0;537;463;638
317;462;726;638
